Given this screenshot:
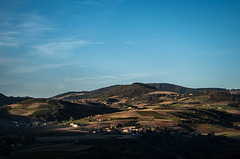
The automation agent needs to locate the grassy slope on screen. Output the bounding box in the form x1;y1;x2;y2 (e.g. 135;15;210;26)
6;98;118;122
76;91;240;135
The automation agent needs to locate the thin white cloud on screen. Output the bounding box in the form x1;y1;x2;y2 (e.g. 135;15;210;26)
65;73;149;84
12;62;87;73
100;73;147;80
0;57;25;63
0;13;55;48
19;22;55;32
0;42;18;47
197;49;233;56
33;40;90;55
98;72;172;83
0;34;20;47
13;63;70;73
0;31;20;35
93;41;105;45
64;77;93;82
18;14;55;33
0;13;55;33
100;75;118;79
61;71;166;90
123;41;137;44
34;39;104;55
79;0;102;5
154;38;161;42
0;22;11;26
0;81;8;85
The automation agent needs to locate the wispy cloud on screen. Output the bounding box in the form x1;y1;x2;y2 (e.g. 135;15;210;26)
97;72;172;83
0;81;8;85
0;22;11;26
0;42;18;47
61;71;170;91
12;62;87;73
34;39;104;55
0;31;20;35
13;63;70;73
19;15;55;32
34;40;89;55
100;73;146;80
0;33;20;47
0;57;25;63
65;73;149;84
0;13;55;48
196;49;233;56
123;41;137;45
79;0;102;6
154;38;161;42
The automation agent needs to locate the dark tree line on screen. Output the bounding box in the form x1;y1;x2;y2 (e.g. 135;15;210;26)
209;91;240;106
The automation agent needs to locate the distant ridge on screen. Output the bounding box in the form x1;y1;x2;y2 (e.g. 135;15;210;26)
52;85;121;100
147;83;226;94
93;82;157;98
52;83;227;101
0;93;32;106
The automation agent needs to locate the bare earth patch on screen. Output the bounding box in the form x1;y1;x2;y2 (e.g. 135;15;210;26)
148;91;177;95
95;110;141;120
28;103;47;109
226;110;240;115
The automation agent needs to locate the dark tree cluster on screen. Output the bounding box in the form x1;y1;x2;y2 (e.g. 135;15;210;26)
15;132;240;159
0;135;35;156
209;91;240;106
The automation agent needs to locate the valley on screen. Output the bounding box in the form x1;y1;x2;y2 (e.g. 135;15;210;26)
1;83;240;158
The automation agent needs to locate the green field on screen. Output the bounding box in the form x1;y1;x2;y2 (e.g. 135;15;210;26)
136;111;166;119
170;103;185;107
195;96;213;103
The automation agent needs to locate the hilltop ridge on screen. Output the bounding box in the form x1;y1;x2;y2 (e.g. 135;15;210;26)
148;83;226;94
53;83;227;101
0;93;32;107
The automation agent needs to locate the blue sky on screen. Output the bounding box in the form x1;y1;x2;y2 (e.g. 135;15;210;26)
0;0;240;97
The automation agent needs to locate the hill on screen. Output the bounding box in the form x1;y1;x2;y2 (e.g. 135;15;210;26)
94;83;157;99
62;87;240;137
0;93;32;107
52;85;121;101
3;98;118;124
147;83;226;94
53;83;227;101
1;84;240;158
209;91;240;106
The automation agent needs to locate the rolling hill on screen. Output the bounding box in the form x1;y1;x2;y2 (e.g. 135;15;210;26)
53;83;227;101
1;82;239;132
3;98;118;124
1;83;240;159
0;93;32;107
52;85;121;101
94;83;157;99
147;83;226;94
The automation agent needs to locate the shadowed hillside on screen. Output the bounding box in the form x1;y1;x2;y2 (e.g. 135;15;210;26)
95;83;157;99
209;91;240;106
4;98;118;123
52;85;121;101
53;83;227;101
0;93;32;107
147;83;226;94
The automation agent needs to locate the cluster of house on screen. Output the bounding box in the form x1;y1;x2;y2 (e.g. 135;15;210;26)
120;126;145;134
69;122;159;134
5;120;48;128
8;121;28;128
